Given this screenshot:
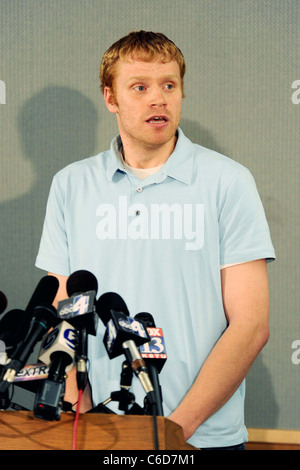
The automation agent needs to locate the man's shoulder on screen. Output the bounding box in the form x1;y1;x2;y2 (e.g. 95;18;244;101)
54;150;109;180
193;142;247;172
180;128;248;175
188;140;251;188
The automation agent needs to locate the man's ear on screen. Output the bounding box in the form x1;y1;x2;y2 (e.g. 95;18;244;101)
104;86;118;113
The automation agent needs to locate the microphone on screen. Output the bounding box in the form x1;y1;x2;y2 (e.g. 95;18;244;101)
25;275;60;315
57;270;98;391
0;309;33;409
0;305;58;393
0;309;32;361
0;276;59;357
134;313;167;373
66;269;98;297
0;277;59;401
34;321;76;420
0;291;7;315
38;320;76;372
96;292;156;406
63;269;98;334
134;312;167;416
2;275;59;358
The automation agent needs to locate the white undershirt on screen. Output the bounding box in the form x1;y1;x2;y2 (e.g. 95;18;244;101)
121;159;163;180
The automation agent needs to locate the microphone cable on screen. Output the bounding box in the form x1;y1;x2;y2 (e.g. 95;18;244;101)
152;402;159;450
71;358;90;450
144;395;159;450
72;388;83;450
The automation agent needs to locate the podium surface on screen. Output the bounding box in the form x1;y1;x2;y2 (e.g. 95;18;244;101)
0;411;196;450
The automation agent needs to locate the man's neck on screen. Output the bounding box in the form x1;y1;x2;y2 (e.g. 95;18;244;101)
120;134;178;169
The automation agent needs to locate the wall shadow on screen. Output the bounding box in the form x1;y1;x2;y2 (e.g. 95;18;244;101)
180;118;227;155
0;86;98;409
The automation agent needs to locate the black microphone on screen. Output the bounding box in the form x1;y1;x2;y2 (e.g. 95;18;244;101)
0;276;59;358
57;270;98;391
34;321;77;420
0;309;33;409
0;309;32;360
6;275;59;353
0;305;58;393
25;275;60;315
64;269;98;334
134;312;167;416
0;276;59;399
66;270;98;298
96;292;156;406
0;291;7;315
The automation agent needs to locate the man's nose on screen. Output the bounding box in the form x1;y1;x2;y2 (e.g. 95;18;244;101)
149;86;167;107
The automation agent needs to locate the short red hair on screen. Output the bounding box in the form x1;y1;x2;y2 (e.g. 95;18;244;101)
99;30;186;96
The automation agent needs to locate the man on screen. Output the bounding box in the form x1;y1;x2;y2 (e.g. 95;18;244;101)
36;31;275;449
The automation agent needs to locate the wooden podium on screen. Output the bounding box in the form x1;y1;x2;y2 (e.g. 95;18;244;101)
0;411;196;450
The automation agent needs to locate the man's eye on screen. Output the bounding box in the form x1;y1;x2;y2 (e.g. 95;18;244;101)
165;84;174;90
134;85;146;92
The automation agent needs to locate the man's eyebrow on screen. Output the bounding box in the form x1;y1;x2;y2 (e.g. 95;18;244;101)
126;74;180;83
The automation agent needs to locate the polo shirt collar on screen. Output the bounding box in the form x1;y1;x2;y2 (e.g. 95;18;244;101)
162;128;194;185
106;127;194;185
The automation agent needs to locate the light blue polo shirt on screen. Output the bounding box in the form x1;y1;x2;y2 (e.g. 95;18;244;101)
36;128;275;448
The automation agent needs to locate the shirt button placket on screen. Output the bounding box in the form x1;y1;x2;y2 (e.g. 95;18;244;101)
135;186;143;215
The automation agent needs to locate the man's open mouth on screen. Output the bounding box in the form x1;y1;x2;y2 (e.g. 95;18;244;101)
146;116;168;123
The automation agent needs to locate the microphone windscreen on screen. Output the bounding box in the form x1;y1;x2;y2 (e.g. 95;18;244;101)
134;312;156;328
0;291;7;315
66;270;98;297
96;292;129;325
0;309;31;349
25;276;59;314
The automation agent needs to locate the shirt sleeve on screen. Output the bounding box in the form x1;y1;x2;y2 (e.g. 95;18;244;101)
35;174;71;276
218;169;276;266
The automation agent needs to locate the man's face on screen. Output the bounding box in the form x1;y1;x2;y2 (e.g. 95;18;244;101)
104;57;183;160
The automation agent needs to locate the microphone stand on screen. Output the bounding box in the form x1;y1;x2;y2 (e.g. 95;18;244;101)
101;361;144;415
100;361;159;450
116;360;134;413
143;391;160;451
145;363;164;416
